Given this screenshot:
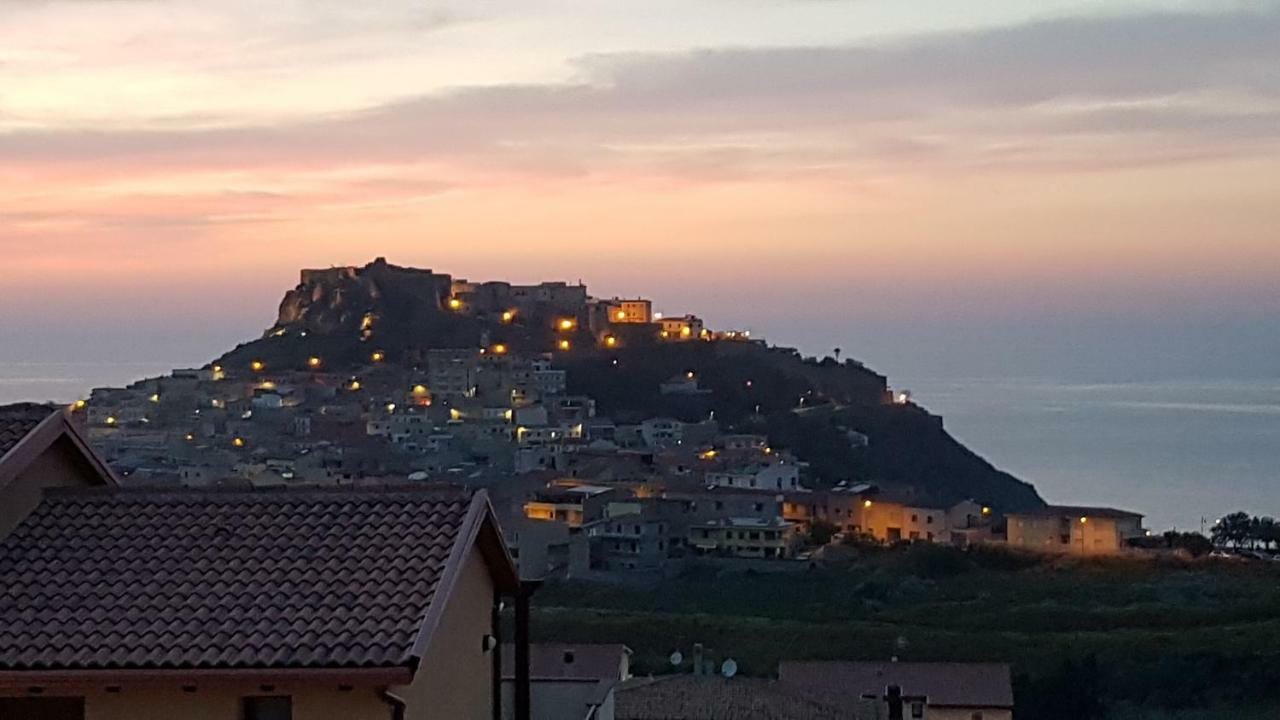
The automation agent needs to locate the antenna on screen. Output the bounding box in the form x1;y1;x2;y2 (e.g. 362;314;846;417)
721;659;738;678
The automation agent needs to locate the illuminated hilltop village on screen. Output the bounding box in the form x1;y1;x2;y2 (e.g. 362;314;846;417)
73;258;1146;576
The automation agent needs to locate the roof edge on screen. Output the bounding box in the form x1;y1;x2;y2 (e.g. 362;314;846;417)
407;489;519;668
0;409;119;490
0;666;413;688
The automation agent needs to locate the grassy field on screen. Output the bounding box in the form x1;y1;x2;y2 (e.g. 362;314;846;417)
529;544;1280;719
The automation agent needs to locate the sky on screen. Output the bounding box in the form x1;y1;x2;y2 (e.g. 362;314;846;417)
1;0;1278;382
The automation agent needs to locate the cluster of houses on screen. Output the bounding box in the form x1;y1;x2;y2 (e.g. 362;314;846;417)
0;403;1017;719
501;473;1146;580
77;329;1146;587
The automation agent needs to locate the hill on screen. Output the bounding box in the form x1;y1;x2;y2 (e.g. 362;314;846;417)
214;258;1044;511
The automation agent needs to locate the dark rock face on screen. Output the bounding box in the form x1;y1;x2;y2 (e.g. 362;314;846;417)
274;257;453;336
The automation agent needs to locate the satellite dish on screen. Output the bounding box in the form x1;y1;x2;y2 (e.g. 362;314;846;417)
721;659;738;678
669;651;683;667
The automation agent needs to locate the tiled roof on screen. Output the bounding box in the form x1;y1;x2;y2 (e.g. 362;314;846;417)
1015;505;1143;519
0;487;479;671
616;676;853;720
0;405;53;460
778;661;1014;709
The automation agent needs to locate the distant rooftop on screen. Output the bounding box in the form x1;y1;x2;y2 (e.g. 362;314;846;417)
779;661;1014;709
1016;505;1144;519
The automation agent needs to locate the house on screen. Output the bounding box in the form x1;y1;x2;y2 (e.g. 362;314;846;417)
639;418;683;447
687;517;799;559
783;489;996;546
502;514;590;580
524;484;614;527
592;505;673;570
0;404;120;537
501;643;631;720
0;486;530;720
657;315;705;341
706;462;800;492
1005;505;1145;555
778;661;1014;720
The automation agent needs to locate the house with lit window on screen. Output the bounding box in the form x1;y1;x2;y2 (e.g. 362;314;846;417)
688;517;799;559
658;315;705;341
524;484;614;528
782;488;996;546
1005;505;1145;555
0;486;530;720
605;298;653;325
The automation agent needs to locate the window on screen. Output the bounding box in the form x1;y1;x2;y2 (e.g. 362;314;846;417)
0;698;85;720
911;514;918;522
754;502;764;512
244;696;292;720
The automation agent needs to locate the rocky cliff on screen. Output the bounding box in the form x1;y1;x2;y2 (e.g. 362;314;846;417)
274;257;453;336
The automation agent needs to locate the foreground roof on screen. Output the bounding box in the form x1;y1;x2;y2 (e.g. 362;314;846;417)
0;405;48;458
0;404;120;489
0;486;515;673
779;661;1014;709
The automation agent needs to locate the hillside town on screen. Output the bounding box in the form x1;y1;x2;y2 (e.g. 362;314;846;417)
72;260;1148;581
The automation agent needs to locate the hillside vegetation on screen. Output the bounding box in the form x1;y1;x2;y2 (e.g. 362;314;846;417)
532;545;1280;719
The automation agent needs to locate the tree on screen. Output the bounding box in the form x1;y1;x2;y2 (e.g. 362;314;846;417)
1212;512;1252;548
833;347;842;362
806;519;840;547
1254;516;1280;551
1163;531;1213;557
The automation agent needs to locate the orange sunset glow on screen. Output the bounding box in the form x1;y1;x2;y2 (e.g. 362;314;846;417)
0;0;1277;381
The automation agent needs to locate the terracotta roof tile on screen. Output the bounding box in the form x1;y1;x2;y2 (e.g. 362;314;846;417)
0;486;476;671
0;405;53;460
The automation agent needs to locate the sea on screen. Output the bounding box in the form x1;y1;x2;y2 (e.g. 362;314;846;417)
895;376;1280;532
1;362;1275;532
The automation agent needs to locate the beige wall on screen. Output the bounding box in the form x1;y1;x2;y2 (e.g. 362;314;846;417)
1007;513;1124;555
0;436;104;538
0;681;391;720
396;548;497;720
501;679;610;720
